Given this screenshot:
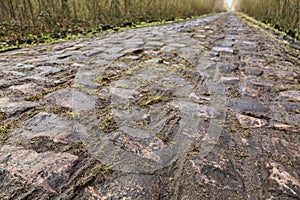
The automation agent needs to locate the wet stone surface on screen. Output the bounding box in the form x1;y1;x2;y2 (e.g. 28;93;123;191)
0;13;299;199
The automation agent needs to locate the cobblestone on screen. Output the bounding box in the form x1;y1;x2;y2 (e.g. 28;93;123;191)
0;13;299;199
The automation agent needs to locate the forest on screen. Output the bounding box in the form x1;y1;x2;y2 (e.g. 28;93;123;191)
234;0;300;38
0;0;225;43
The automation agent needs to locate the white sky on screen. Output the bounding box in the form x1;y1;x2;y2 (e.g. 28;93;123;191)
225;0;233;8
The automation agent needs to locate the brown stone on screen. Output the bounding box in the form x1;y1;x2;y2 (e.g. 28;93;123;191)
0;145;78;193
236;114;267;128
242;87;260;97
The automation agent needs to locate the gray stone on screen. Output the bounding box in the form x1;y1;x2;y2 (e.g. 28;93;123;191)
279;91;300;102
268;70;298;80
241;41;257;46
57;53;72;59
227;98;269;113
37;66;61;76
114;62;130;69
189;92;211;102
244;67;263;76
72;55;90;61
101;53;124;60
45;88;101;111
209;57;223;62
121;55;140;60
0;80;9;88
25;75;48;82
124;39;145;47
212;47;235;54
145;41;164;47
168;43;187;48
3;70;26;78
211;34;225;40
226;34;241;40
276;101;300;111
169;100;216;118
218;64;238;74
180;47;203;54
16;112;86;144
74;70;101;89
221;77;240;84
13;63;35;70
0;97;38;117
105;47;124;54
84;49;105;57
145;58;163;64
110;87;138;99
92;59;111;66
197;61;215;71
144;50;160;57
220;41;235;47
248;79;273;87
285;114;300;126
9;83;44;95
239;50;262;57
236;43;257;50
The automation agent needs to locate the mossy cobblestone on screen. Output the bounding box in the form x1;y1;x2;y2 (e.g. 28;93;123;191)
0;13;299;199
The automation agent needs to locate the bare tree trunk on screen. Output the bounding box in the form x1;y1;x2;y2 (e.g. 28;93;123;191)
110;0;121;21
0;0;10;21
8;0;16;20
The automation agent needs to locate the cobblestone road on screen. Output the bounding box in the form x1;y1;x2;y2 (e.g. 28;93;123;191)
0;12;299;199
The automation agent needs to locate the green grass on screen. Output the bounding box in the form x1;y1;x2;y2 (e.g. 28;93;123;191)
0;126;9;142
0;121;17;143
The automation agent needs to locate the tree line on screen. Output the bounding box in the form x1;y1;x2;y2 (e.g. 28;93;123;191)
234;0;300;38
0;0;225;42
